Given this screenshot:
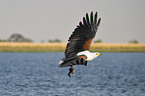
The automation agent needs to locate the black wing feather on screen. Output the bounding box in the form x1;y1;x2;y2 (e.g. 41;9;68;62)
59;57;87;67
91;12;94;25
94;12;97;24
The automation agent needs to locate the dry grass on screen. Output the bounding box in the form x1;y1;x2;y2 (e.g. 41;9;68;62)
91;43;145;52
0;42;145;52
0;42;66;52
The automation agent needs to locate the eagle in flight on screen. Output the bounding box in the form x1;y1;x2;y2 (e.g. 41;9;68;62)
59;12;101;77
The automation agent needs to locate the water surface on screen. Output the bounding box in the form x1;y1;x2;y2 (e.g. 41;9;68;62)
0;52;145;96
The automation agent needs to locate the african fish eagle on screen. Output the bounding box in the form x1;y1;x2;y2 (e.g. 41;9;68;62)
59;11;101;77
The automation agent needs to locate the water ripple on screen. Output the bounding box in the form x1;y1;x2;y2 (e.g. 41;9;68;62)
0;52;145;96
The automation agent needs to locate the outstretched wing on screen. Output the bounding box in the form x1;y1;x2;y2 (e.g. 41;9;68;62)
65;12;101;59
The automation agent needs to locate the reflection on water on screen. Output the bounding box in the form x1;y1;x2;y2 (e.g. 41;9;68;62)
0;52;145;96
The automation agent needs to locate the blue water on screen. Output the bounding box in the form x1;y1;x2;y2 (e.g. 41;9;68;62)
0;52;145;96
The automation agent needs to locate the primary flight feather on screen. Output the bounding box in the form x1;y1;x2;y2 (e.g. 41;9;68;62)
59;11;101;77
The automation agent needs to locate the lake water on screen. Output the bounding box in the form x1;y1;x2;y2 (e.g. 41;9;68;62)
0;52;145;96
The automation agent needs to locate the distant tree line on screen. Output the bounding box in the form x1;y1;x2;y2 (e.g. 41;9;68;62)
8;33;33;42
0;33;62;43
0;33;139;43
128;39;139;44
0;39;6;42
0;33;33;42
48;39;61;43
94;39;102;43
93;39;139;44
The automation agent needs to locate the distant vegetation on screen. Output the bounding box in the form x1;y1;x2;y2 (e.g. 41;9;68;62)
0;42;65;52
128;40;139;44
48;39;62;43
8;33;33;42
0;42;145;52
0;33;33;42
1;33;141;44
94;39;102;43
0;39;6;42
0;33;63;43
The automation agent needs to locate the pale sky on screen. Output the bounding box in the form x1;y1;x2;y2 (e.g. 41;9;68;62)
0;0;145;43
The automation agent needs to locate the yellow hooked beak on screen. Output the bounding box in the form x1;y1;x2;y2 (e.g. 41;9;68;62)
96;52;101;56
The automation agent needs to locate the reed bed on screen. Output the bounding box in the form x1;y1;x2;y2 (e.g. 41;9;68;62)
0;42;66;52
0;42;145;52
91;43;145;52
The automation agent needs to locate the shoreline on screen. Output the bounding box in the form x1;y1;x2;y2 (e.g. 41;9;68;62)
0;42;145;52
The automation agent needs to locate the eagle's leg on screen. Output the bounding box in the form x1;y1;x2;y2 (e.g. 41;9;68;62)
68;66;75;78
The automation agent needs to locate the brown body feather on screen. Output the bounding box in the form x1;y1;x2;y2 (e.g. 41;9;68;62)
83;38;93;50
